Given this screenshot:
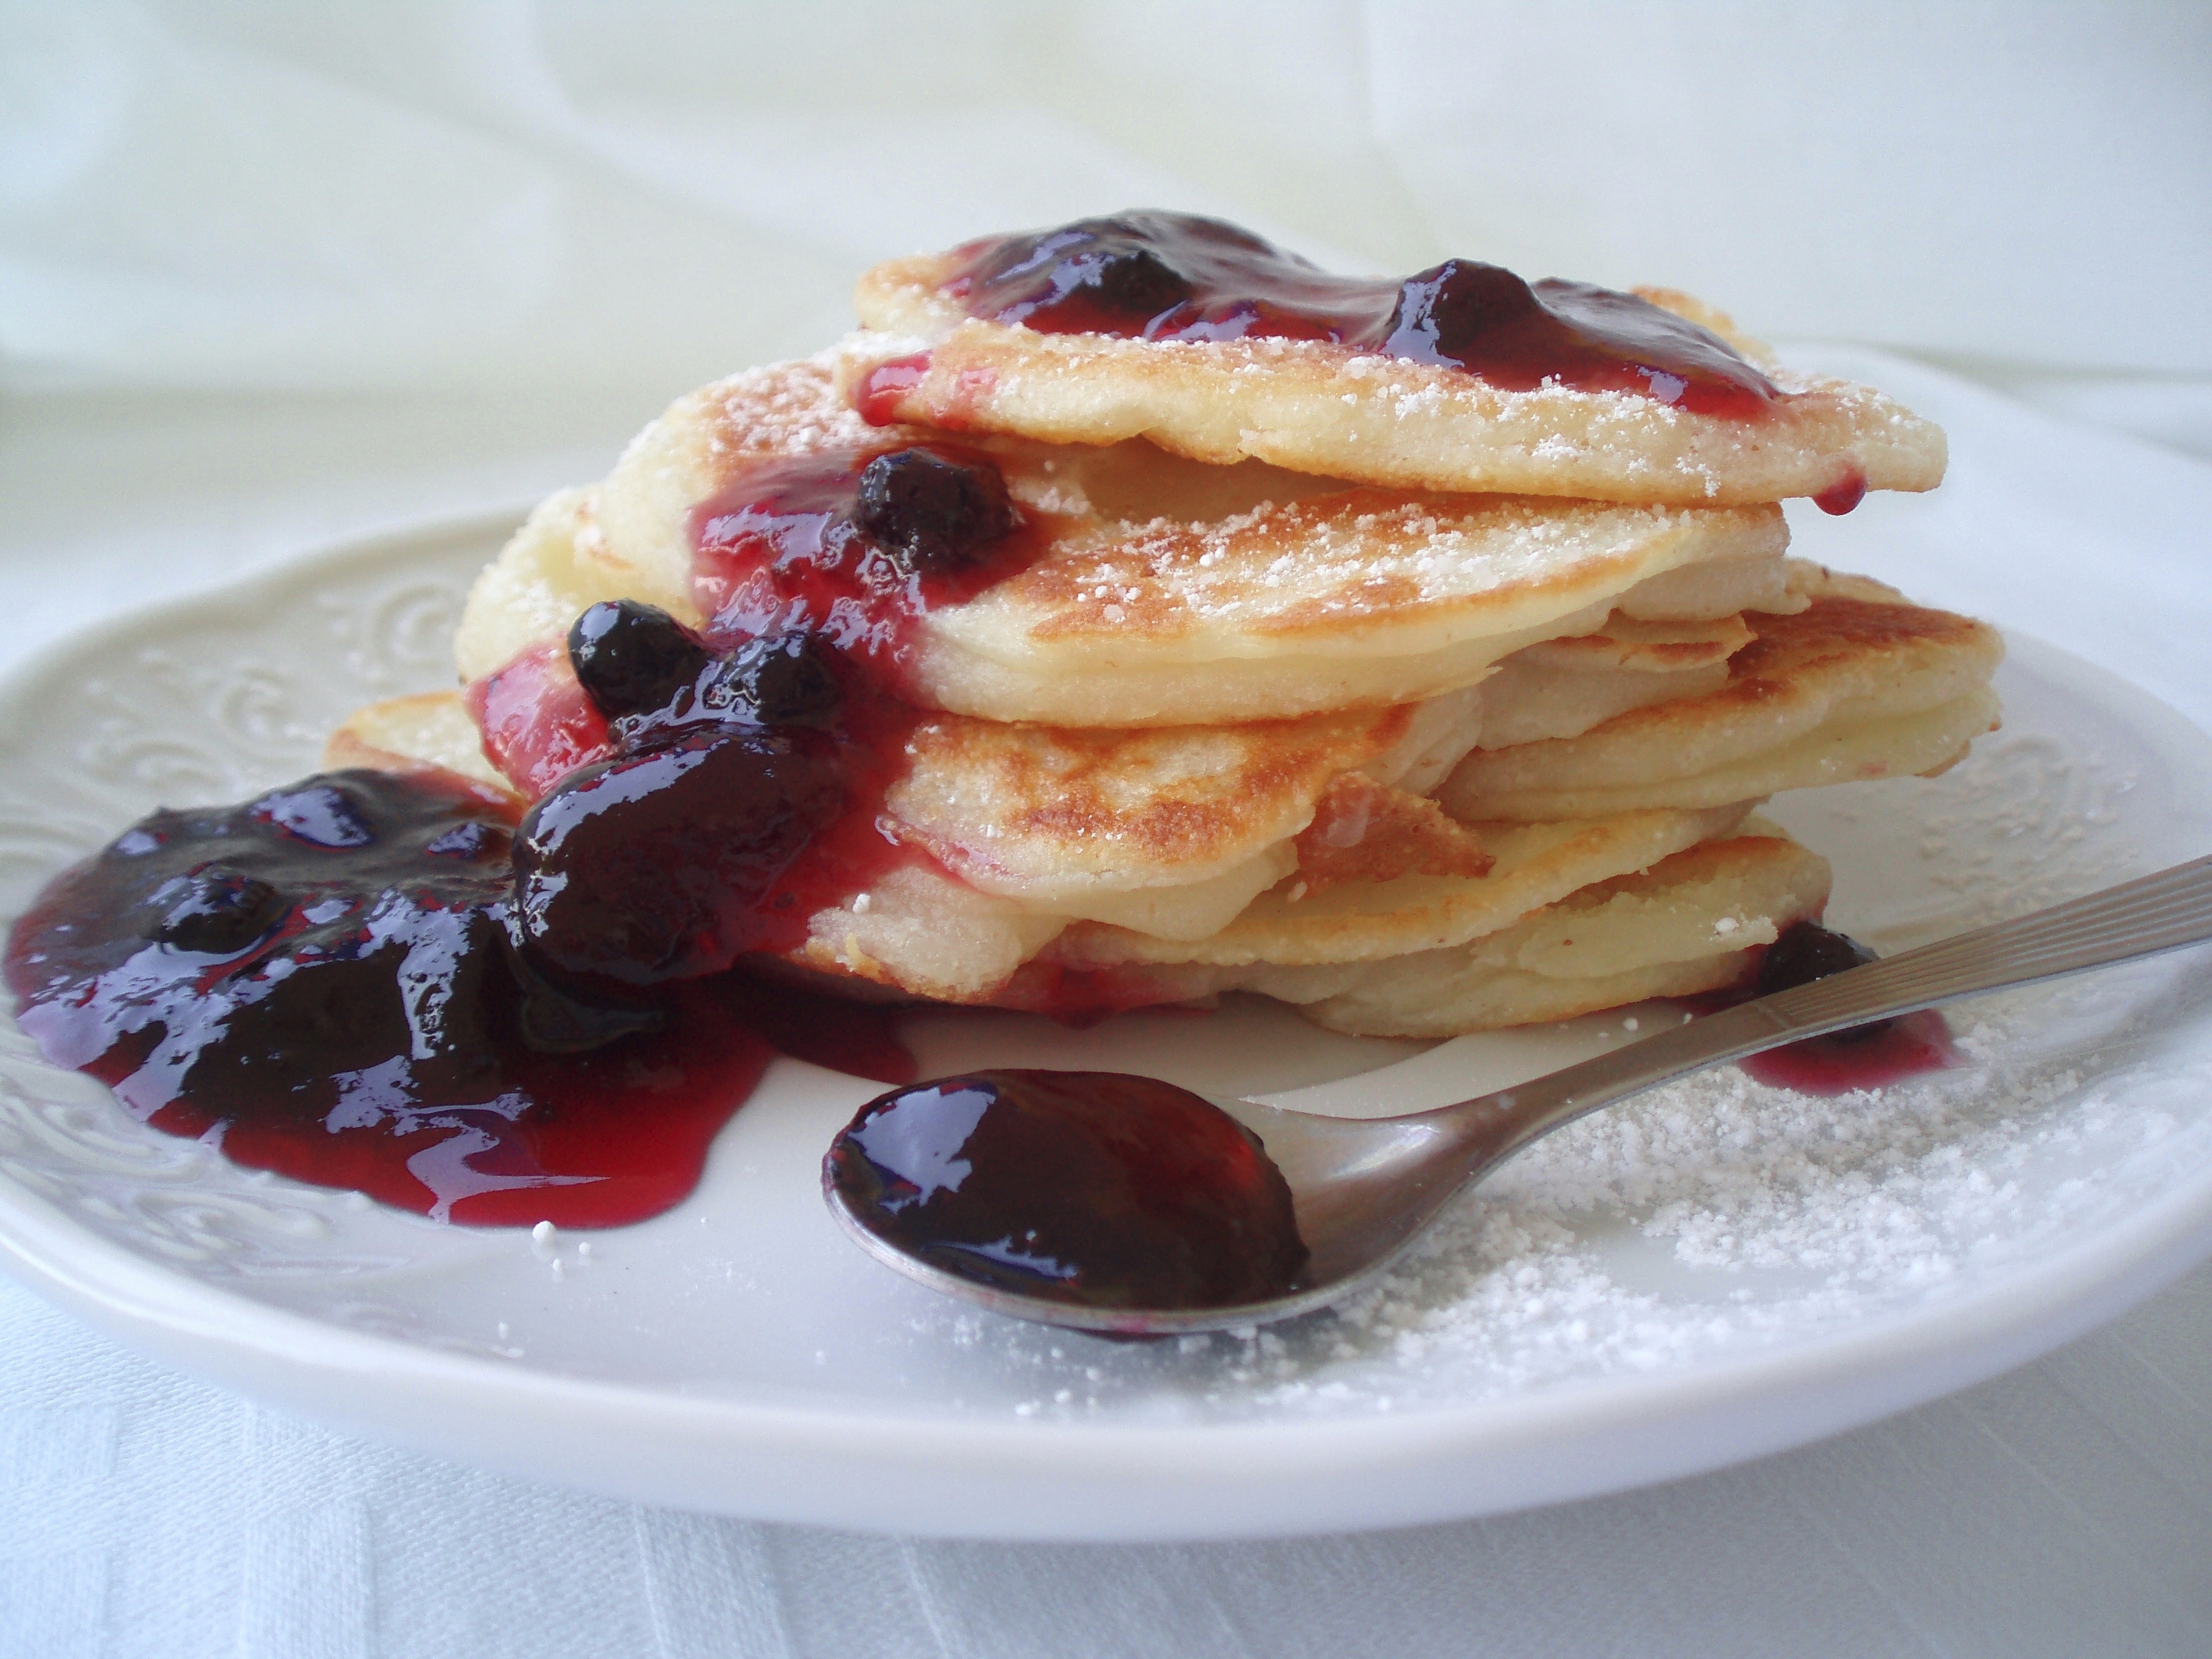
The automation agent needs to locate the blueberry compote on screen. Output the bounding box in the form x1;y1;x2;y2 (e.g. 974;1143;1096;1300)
1731;921;1956;1094
827;1070;1308;1312
469;441;1040;802
691;443;1042;686
459;440;1049;955
467;639;611;799
497;441;1048;955
5;604;937;1225
2;767;897;1225
920;211;1778;417
6;441;1062;1228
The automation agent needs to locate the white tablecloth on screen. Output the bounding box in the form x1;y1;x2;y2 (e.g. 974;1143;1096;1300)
4;1248;2211;1657
6;7;2212;1653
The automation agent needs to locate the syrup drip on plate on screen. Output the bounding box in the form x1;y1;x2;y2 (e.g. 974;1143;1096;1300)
1718;920;1958;1094
827;1069;1308;1311
1;768;912;1226
932;211;1779;418
2;443;1058;1227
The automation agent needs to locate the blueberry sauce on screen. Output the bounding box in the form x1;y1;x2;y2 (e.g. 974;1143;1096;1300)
690;442;1045;691
922;212;1778;418
1;767;912;1226
852;354;933;426
467;440;1059;965
6;439;1081;1227
467;442;1043;800
1813;467;1869;516
827;1069;1308;1310
466;639;613;798
1722;920;1956;1094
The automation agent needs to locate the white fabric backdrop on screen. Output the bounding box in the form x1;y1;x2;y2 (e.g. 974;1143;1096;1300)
6;0;2211;396
5;4;2212;1655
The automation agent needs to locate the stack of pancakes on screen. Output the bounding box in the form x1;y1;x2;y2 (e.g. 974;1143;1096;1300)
333;225;2000;1039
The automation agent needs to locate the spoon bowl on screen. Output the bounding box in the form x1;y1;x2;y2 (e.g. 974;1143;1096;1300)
826;856;2212;1336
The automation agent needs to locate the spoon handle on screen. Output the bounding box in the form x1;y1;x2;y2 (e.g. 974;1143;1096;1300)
1440;853;2212;1165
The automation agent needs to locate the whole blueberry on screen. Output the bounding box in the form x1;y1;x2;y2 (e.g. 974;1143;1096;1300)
1755;922;1892;1040
568;600;711;720
696;631;845;729
142;868;286;954
853;449;1017;573
1381;259;1543;366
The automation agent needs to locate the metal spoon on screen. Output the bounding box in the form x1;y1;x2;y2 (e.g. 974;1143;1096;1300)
824;856;2212;1335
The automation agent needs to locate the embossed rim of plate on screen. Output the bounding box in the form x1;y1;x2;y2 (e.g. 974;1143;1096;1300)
1;516;2211;1541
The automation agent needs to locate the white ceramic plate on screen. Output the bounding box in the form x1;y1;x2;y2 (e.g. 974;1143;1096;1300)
2;511;2211;1542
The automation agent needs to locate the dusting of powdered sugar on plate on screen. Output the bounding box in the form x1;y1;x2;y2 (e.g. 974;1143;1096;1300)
891;640;2212;1424
906;956;2212;1423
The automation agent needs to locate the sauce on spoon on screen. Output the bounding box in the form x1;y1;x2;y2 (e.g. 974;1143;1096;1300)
826;1068;1308;1311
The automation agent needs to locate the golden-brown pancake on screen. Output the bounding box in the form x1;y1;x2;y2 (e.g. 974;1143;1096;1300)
1043;801;1756;971
850;241;1946;505
456;354;1795;729
328;686;1784;1022
325;691;512;792
327;682;1497;997
883;691;1487;933
1175;824;1831;1037
1473;611;1758;749
1439;565;2005;822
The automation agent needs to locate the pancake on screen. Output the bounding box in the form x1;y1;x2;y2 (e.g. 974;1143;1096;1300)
781;865;1061;1004
806;799;1769;1007
848;215;1946;506
328;685;1769;1017
1473;611;1755;749
1439;565;2005;822
1157;824;1833;1037
328;683;1493;994
325;690;511;791
1042;801;1756;971
455;354;1795;729
883;689;1489;933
